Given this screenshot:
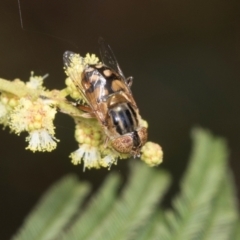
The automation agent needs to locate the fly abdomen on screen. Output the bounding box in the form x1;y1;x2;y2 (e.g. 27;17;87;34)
109;103;138;135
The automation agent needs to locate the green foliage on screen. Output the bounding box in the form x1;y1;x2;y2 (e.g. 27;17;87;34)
160;129;239;240
11;128;239;240
11;176;90;240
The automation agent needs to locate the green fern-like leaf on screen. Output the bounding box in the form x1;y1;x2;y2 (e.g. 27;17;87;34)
134;210;166;240
59;173;121;240
11;128;239;240
11;175;90;240
231;220;240;240
159;128;238;240
200;170;238;240
84;163;170;240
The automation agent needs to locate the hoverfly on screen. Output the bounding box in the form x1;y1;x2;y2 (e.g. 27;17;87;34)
63;38;147;157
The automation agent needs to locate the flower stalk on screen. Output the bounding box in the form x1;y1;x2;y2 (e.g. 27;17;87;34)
0;78;40;99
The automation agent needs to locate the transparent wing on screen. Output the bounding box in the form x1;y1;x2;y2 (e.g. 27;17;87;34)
63;51;76;69
63;51;90;106
98;37;125;79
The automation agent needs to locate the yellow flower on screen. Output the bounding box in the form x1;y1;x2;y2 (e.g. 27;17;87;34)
69;117;133;169
0;47;164;170
74;119;102;146
0;93;19;127
0;101;9;126
65;77;82;100
99;145;129;168
84;53;99;65
0;101;8;118
99;152;118;169
26;129;58;152
64;52;99;102
64;52;85;101
140;119;148;128
70;144;101;171
9;97;59;151
140;142;163;167
26;71;48;90
10;98;56;133
64;52;84;77
70;119;102;170
63;51;163;169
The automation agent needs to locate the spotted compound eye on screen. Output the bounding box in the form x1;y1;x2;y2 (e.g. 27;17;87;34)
137;127;148;146
111;135;133;153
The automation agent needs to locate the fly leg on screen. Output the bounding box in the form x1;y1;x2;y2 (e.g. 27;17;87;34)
98;90;123;103
60;100;95;118
104;136;110;148
76;104;96;118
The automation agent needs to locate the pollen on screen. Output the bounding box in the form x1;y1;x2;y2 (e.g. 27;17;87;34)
74;119;102;147
0;43;164;170
70;144;101;171
0;101;8;126
26;129;59;152
141;119;148;128
64;53;86;102
64;77;82;100
8;97;59;152
64;52;100;104
140;142;163;167
84;53;99;65
9;98;57;135
99;145;129;169
0;93;19;127
26;71;48;90
99;155;117;169
0;101;7;118
70;117;131;169
65;53;84;74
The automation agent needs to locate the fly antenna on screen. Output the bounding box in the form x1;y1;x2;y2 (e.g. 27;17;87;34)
18;0;24;30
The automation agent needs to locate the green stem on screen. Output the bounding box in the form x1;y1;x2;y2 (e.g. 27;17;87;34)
0;78;40;99
0;78;85;119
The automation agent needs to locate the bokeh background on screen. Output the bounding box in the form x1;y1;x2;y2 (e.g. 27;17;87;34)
0;0;239;239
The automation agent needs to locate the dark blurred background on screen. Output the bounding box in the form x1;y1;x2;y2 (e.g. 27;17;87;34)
0;0;239;239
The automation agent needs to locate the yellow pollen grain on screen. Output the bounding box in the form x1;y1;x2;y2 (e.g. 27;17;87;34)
92;139;100;147
77;135;85;143
76;128;84;135
85;137;91;144
9;99;17;107
93;132;101;140
66;86;71;93
34;114;42;121
68;85;74;91
82;128;91;135
14;79;25;86
42;105;49;112
28;123;35;131
1;97;8;104
72;91;80;99
33;122;42;129
65;77;72;86
66;85;72;92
